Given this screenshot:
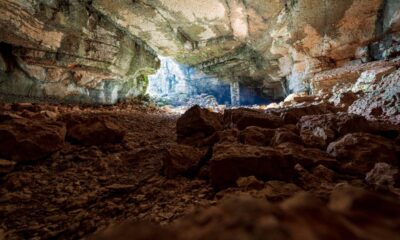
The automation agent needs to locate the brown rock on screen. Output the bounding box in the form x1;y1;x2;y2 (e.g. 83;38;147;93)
236;176;264;190
210;143;293;189
175;193;363;240
90;222;177;240
327;133;398;174
0;119;66;162
0;112;24;122
263;181;302;202
367;121;400;140
294;164;336;198
0;159;16;174
187;129;239;147
329;185;400;219
300;127;335;149
215;129;239;144
223;108;262;126
11;103;39;112
271;129;302;146
66;117;125;146
280;103;333;124
176;105;222;142
238;126;275;146
297;113;370;148
277;142;337;169
236;112;284;130
93;190;400;240
162;144;206;178
365;163;399;189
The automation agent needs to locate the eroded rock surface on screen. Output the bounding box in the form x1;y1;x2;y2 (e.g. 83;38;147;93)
0;118;66;162
2;0;400;102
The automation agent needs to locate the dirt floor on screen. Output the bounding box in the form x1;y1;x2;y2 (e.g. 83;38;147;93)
0;104;215;239
1;102;400;240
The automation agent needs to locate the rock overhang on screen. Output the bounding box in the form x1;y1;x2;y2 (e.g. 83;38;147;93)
1;0;400;103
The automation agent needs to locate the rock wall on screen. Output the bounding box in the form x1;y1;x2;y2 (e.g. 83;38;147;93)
0;0;159;104
1;0;399;102
89;0;400;98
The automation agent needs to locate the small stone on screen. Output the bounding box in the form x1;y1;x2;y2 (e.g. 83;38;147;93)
236;176;264;190
270;129;302;146
106;184;136;192
0;159;16;174
238;126;275;146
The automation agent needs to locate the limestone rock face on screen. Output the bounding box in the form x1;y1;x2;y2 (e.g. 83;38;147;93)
0;0;159;104
349;68;400;123
0;118;66;162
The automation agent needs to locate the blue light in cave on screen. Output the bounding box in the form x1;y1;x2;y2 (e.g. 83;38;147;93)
147;57;270;107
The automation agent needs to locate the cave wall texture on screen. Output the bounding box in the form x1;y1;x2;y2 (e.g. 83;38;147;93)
1;0;400;103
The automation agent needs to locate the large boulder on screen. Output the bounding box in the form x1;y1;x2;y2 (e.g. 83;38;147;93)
0;119;66;162
176;105;222;143
162;144;206;178
66;116;125;146
210;143;293;189
327;133;398;175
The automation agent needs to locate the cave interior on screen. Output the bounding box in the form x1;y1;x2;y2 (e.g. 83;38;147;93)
0;0;400;239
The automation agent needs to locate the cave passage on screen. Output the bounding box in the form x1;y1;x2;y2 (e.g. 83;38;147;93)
147;57;271;107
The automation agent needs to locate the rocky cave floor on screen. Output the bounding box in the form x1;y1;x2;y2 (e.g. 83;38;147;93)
0;97;400;240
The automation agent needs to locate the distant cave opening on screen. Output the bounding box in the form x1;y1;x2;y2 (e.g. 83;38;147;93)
147;57;272;107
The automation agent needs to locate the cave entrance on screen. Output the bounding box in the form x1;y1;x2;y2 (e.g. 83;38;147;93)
147;57;271;107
